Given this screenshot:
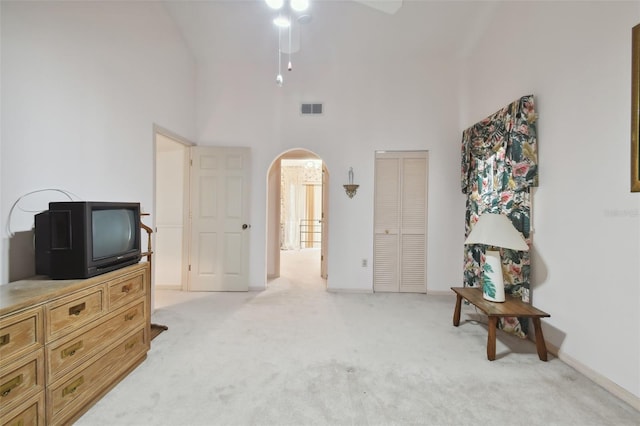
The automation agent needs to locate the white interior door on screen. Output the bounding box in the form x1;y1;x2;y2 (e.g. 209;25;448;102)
188;147;251;291
399;154;428;293
373;151;428;293
373;155;400;292
320;165;329;279
155;134;188;289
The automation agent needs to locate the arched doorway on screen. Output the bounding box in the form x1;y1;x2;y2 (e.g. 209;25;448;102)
266;149;329;285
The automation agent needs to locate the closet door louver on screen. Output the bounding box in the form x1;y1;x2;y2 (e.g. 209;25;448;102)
374;156;400;292
400;156;427;292
374;152;428;293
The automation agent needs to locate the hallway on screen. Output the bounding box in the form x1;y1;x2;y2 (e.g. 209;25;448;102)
269;248;324;290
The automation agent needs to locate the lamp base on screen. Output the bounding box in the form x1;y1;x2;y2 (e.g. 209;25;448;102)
482;250;505;303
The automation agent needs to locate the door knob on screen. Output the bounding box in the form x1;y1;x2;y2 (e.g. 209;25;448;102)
242;224;250;230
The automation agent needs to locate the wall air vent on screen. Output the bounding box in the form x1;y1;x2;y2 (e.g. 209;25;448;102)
301;103;323;115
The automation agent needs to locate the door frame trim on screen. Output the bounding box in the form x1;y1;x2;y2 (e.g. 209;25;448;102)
266;148;329;287
152;124;194;295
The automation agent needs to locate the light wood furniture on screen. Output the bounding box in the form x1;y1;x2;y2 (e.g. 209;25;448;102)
0;262;150;425
451;286;550;361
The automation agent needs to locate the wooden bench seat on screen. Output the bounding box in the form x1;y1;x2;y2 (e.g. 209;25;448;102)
451;287;550;361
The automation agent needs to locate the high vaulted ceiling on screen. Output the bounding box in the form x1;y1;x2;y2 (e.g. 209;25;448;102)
162;0;496;66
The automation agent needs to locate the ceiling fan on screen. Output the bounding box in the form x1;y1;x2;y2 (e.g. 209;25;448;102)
265;0;404;23
352;0;403;15
265;0;403;85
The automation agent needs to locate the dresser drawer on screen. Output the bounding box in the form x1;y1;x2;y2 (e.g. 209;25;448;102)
0;307;43;364
107;272;145;311
0;351;44;413
0;392;44;426
48;328;147;425
45;286;106;342
46;301;146;382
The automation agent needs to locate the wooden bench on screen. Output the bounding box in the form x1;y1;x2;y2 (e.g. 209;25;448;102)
451;287;550;361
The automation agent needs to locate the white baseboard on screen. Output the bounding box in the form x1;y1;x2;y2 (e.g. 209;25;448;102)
546;341;640;411
249;285;266;291
328;289;454;295
426;289;455;296
327;288;374;294
155;285;182;291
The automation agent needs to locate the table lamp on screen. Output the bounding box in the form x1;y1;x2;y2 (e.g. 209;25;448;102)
464;213;529;302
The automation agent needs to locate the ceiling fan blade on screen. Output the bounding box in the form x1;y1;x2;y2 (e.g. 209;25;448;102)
352;0;403;15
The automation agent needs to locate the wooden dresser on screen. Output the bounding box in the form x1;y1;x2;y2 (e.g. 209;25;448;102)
0;262;150;425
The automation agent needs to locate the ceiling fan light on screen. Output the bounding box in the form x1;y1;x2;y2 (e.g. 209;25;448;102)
265;0;284;10
290;0;310;12
273;16;291;28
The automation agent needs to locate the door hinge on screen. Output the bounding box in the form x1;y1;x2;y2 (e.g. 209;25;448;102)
321;255;324;261
190;159;193;166
188;265;191;271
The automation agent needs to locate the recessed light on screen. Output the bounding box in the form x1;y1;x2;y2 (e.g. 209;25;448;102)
290;0;310;12
265;0;284;10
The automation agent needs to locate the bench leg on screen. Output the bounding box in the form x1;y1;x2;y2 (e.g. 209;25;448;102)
453;294;462;326
487;316;497;361
532;318;548;361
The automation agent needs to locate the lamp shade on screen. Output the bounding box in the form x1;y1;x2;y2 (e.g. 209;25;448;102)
464;213;529;251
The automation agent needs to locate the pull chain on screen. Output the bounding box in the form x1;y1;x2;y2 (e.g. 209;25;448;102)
276;26;283;86
288;16;292;71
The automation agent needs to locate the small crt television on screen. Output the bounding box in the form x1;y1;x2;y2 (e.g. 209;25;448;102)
35;201;141;279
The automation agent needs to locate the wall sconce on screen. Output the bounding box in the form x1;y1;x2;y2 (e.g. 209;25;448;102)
343;167;359;198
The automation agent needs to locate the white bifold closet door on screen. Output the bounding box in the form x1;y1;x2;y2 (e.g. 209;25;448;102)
373;151;428;293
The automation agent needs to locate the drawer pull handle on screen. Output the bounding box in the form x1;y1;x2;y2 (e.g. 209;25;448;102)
125;338;138;350
125;312;137;321
121;284;133;293
62;376;84;397
69;302;86;317
61;340;84;359
0;333;9;346
0;374;23;398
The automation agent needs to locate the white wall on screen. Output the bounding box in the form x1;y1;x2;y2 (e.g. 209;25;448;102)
461;1;640;402
196;55;465;292
0;1;196;283
0;0;3;284
4;0;636;407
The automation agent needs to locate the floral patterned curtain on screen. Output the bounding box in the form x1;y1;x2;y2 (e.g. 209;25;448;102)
461;95;538;338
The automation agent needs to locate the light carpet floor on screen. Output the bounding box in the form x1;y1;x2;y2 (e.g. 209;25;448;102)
76;249;640;425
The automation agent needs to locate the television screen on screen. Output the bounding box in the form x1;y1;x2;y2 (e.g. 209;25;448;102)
92;208;137;260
